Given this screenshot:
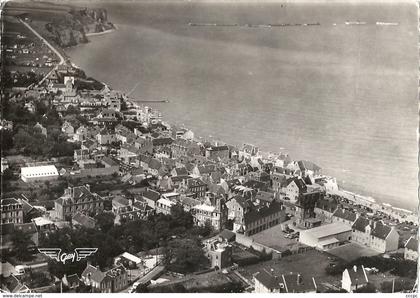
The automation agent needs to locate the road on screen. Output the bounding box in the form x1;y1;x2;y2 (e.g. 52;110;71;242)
19;18;65;86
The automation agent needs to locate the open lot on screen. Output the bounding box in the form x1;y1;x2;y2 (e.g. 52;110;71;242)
250;222;297;248
241;249;342;291
327;242;381;262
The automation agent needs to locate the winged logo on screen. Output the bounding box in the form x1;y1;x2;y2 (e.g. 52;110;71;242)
38;248;97;264
38;248;61;262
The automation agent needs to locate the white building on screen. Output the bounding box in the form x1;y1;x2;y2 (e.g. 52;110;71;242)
352;217;399;253
21;165;59;183
155;197;175;215
299;222;352;250
341;265;369;293
404;236;418;261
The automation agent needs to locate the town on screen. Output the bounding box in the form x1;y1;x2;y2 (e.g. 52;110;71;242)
0;1;418;295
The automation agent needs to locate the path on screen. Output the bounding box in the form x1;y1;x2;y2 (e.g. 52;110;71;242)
19;18;65;86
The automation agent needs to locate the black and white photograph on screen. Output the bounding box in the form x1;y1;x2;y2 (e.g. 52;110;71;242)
0;0;419;294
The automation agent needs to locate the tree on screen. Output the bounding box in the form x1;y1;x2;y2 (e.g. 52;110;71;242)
95;212;115;233
165;238;207;274
11;230;35;261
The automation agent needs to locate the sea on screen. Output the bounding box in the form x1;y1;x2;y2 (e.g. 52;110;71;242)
65;1;419;211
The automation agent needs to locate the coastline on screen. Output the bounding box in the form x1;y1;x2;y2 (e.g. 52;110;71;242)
85;24;118;37
58;16;417;217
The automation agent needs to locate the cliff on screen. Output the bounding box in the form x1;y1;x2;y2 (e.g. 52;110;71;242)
44;7;115;48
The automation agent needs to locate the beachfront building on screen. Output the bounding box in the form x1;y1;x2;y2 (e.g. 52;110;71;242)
1;198;23;224
298;222;352;250
21;165;59;183
351;217;399;253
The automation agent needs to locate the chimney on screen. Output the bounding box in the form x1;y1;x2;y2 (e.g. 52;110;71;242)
297;273;303;285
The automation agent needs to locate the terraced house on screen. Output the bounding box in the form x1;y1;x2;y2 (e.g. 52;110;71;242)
54;185;104;220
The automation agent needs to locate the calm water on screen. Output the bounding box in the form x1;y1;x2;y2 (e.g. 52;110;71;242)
66;1;418;210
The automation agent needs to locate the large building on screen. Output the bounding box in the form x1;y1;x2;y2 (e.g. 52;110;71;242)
192;196;228;231
351;217;399;253
205;238;232;269
21;165;59;183
1;198;23;224
299;222;352;250
54;186;104;220
241;201;286;236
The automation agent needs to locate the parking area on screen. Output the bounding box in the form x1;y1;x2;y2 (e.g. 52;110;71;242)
327;242;381;262
250;222;298;248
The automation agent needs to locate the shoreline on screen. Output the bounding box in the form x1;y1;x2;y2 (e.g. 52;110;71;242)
85;24;118;37
53;15;417;216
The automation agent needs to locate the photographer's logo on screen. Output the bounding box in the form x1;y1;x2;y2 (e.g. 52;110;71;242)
38;248;98;264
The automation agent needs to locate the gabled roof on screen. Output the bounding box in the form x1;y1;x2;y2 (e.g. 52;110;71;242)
244;201;283;225
405;236;418;251
286;177;307;192
66;274;80;285
333;208;357;222
352;217;371;233
297;160;321;172
219;229;236;242
173;167;188;176
345;266;368;285
142;189;161;202
152;137;173;146
371;221;392;240
1;198;20;205
81;265;106;283
72;212;96;228
254;270;282;290
282;273;317;293
243;179;266;190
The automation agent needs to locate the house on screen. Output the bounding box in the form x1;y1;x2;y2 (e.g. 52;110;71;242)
192;196;228;231
72;212;96;229
81;264;128;293
299;222;352;250
297;160;321;177
404;236;418;261
141;189;161;209
1;198;23;224
332;208;358;227
1;222;39;253
34;122;47;137
225;196;253;232
341;266;369;293
62;274;81;290
62;121;75;136
282;177;307;203
241;201;286;236
96;129;116;145
254;270;317;293
119;144;140;164
152;137;173;149
184;178;207;198
73;125;88;142
205;238;232;269
114;252;143;268
74;149;90;162
54;186;104;221
352;217;399;253
205;145;229;161
170;167;188;177
156;197;175;215
20;165;59;183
